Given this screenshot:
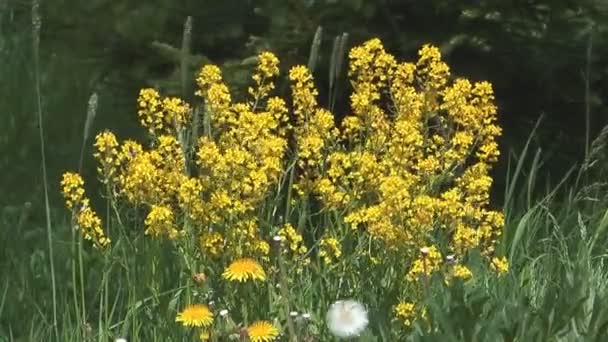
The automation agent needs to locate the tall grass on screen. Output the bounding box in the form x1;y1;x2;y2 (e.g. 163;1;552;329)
5;117;606;341
31;1;58;339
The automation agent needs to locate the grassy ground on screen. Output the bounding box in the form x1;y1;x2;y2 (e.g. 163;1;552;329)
2;5;608;342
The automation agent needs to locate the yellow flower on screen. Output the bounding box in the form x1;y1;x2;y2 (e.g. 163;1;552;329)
222;258;266;282
175;304;214;328
490;256;509;275
249;51;280;101
137;88;164;135
452;264;473;280
246;320;279;342
200;232;224;257
75;201;110;249
144;205;181;239
60;172;110;249
162;96;190;130
60;172;85;209
394;301;416;327
319;237;342;265
93;131;119;183
406;246;443;282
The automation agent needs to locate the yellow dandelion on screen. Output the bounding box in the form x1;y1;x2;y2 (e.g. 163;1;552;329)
222;258;266;282
247;320;279;342
176;304;214;327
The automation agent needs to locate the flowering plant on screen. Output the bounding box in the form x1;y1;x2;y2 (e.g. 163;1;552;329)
61;38;507;339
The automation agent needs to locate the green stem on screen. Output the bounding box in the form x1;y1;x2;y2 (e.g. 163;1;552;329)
79;234;87;333
277;252;297;342
71;223;82;338
32;1;58;339
284;159;297;223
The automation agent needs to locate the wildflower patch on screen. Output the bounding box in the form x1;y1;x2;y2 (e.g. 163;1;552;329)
60;38;507;339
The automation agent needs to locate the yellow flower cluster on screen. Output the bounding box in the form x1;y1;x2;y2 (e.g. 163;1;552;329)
137;88;191;136
310;38;505;273
319;237;342;265
118;135;185;206
394;302;416;327
406;246;443;281
278;224;308;256
322;39;506;327
196;65;233;132
490;256;509;275
276;224;310;272
445;264;473;283
93;131;119;184
60;40;508;336
190;56;288;258
288;65;338;196
249;51;280;103
60;172;110;248
144;205;181;239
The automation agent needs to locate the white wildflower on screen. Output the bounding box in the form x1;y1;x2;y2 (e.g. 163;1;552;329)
326;299;368;338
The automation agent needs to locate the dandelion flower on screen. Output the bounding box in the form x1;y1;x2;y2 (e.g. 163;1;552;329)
222;258;266;282
176;304;214;327
246;320;279;342
326;299;368;338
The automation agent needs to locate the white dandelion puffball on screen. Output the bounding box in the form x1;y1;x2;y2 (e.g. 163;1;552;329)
326;299;369;338
115;338;127;342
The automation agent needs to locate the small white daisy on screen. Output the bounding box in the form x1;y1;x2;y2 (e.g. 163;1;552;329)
326;299;369;338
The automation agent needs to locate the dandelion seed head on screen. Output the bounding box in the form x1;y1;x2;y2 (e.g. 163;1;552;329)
326;299;368;338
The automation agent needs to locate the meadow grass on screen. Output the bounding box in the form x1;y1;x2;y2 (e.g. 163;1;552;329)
4;117;608;341
2;7;608;342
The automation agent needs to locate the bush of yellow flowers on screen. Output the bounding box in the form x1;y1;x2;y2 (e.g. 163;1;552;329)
60;38;508;340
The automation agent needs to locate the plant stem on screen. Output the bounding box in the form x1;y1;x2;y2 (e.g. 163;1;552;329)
32;1;58;339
